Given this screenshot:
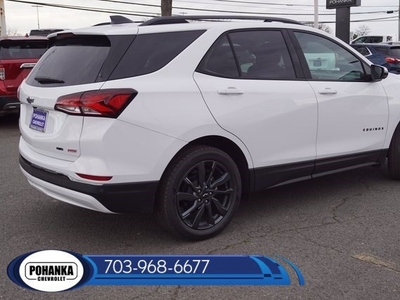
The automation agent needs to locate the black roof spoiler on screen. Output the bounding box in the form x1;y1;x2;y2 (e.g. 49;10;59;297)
110;15;135;25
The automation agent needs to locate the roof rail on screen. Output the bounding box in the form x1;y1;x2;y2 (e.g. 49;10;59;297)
140;15;303;26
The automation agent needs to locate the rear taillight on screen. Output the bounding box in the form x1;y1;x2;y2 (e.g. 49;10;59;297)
0;66;5;80
55;89;137;118
385;57;400;64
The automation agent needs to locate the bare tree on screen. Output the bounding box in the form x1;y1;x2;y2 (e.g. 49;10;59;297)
6;28;21;36
161;0;172;16
353;25;371;38
305;23;332;34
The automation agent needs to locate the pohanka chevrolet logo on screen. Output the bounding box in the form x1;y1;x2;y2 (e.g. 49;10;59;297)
8;250;85;292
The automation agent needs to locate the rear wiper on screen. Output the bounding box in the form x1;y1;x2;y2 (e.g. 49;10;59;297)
34;76;65;84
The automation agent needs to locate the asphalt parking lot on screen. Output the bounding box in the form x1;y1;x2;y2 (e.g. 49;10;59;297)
1;113;399;299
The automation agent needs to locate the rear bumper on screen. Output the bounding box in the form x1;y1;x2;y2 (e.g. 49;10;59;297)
19;155;159;213
0;96;19;115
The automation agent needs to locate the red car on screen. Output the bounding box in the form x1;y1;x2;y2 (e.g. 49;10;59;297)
0;36;48;116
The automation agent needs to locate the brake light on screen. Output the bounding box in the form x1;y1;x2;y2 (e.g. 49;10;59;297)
385;57;400;64
55;89;137;118
0;66;5;80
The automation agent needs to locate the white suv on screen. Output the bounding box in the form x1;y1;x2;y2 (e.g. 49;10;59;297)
18;15;400;240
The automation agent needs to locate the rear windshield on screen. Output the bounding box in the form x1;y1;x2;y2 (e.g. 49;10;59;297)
374;46;400;58
26;30;205;87
374;47;390;56
389;47;400;58
0;40;48;59
26;35;112;87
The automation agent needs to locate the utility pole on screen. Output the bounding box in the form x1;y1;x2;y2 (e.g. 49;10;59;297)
32;5;42;29
161;0;172;16
314;0;319;28
0;0;6;36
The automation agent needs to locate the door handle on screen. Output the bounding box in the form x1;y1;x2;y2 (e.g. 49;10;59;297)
20;63;36;69
217;87;244;95
318;88;337;95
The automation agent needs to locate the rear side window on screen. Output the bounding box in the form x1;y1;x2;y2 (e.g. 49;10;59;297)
370;37;383;43
230;30;296;79
26;35;112;87
0;40;48;59
110;30;205;80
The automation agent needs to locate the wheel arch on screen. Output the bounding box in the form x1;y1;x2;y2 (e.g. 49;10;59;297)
157;135;253;205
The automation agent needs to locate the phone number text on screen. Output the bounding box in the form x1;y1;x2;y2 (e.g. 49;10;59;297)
104;259;210;274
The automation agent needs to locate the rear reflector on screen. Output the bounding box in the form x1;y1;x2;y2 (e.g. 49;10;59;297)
55;89;137;118
76;173;113;181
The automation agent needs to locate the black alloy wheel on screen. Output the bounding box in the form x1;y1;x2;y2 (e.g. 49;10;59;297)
157;146;241;240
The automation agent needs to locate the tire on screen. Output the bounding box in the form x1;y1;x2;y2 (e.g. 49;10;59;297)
388;124;400;179
157;146;241;240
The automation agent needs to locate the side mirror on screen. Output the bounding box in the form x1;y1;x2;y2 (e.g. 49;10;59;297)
371;64;389;81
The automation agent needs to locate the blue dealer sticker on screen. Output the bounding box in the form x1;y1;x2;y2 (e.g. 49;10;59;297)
29;108;48;132
8;251;304;292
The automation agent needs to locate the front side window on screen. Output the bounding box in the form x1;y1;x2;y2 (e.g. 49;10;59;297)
198;30;296;80
295;32;366;81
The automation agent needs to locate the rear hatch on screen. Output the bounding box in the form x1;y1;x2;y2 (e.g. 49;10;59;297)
19;27;204;162
0;39;48;94
374;45;400;73
19;32;137;161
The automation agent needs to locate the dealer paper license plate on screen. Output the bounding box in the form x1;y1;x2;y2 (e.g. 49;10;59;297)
29;108;48;132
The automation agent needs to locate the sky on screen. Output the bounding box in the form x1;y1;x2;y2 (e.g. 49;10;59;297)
2;0;400;39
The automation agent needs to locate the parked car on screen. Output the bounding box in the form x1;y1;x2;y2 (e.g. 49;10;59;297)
0;36;48;117
18;15;400;240
351;43;400;74
29;29;65;37
351;35;393;44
